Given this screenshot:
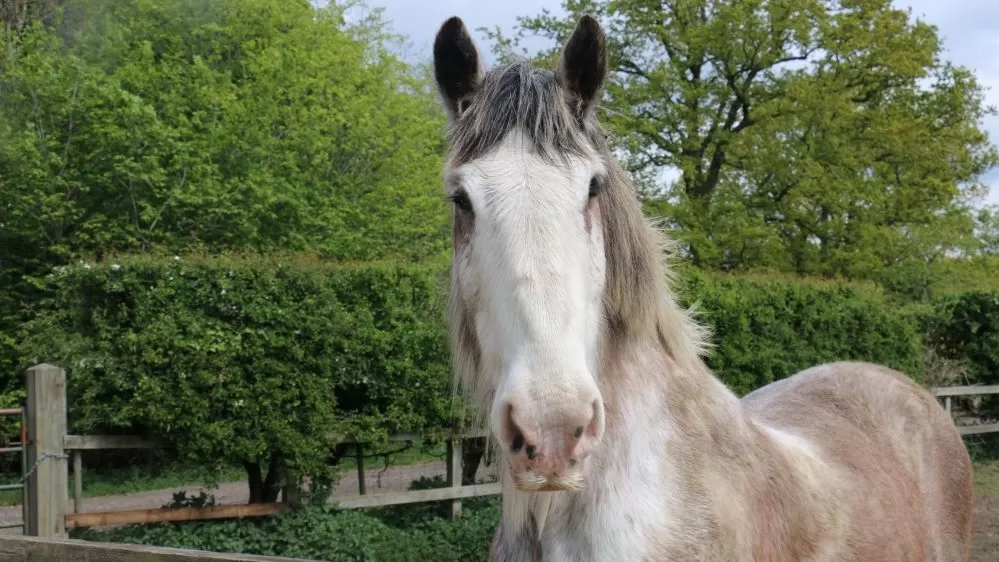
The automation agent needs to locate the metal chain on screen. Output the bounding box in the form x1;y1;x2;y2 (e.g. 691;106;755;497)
19;451;69;484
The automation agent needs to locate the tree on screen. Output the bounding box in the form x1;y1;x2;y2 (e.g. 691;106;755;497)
484;0;998;281
0;0;65;32
976;205;999;256
0;0;451;387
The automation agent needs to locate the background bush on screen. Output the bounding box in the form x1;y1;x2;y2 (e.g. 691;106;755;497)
20;253;936;455
922;290;999;413
17;251;999;558
923;290;999;386
19;252;453;501
21;250;999;504
675;268;926;395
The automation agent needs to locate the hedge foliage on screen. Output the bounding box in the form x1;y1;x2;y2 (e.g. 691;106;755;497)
676;268;926;395
19;253;454;491
20;251;999;490
923;290;999;388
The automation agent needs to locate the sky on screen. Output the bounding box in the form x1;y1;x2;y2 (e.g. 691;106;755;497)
368;0;999;208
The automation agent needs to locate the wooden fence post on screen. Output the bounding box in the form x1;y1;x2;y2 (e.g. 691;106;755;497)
355;444;366;495
445;438;462;518
282;472;301;509
24;363;69;538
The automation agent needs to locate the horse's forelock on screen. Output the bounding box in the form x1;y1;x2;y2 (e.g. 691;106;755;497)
447;59;591;166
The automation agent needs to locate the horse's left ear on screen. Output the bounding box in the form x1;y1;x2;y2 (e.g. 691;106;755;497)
557;14;607;116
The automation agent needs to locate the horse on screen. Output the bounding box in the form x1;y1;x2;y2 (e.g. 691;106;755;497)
431;14;974;562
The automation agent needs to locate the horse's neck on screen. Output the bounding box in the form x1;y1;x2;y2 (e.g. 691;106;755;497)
594;333;831;559
600;330;750;461
493;332;810;561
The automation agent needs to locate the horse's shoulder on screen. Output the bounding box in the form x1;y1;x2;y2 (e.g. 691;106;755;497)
741;360;934;436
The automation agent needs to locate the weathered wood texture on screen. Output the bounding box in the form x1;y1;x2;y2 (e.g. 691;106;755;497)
0;535;316;562
931;385;999;397
59;431;497;528
445;438;463;517
24;364;68;539
64;434;159;450
957;423;999;436
930;385;999;435
332;482;500;509
63;429;490;451
27;368;999;536
66;503;288;529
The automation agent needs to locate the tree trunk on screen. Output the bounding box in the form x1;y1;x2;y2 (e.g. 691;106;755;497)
461;437;487;485
244;456;283;503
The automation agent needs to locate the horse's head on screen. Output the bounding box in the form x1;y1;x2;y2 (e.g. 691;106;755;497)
434;15;610;492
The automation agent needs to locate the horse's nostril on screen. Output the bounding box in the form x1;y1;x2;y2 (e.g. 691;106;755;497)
511;433;525;453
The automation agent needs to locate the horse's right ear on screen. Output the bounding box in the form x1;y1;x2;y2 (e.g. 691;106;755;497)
433;16;485;121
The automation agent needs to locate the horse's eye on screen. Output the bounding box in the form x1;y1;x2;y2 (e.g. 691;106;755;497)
450;190;473;214
588;177;600;199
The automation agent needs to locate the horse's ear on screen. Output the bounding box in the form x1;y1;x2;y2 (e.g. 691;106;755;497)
557;14;607;116
433;16;485;121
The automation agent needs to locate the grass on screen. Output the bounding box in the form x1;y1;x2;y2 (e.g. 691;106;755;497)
74;493;502;561
971;459;999;562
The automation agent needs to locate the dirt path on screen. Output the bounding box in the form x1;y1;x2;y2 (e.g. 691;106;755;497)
0;459;490;533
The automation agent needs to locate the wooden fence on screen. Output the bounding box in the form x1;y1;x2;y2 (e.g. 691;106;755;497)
19;364;498;540
11;363;999;554
931;384;999;434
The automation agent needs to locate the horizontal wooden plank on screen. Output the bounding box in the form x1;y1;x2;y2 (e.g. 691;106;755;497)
957;423;999;436
65;430;491;451
337;428;490;444
65;502;287;529
0;534;313;561
931;385;999;397
333;482;501;509
64;434;159;450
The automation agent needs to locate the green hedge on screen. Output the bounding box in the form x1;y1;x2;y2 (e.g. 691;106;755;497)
676;268;926;395
20;252;974;489
19;253;454;493
923;290;999;388
20;253;933;428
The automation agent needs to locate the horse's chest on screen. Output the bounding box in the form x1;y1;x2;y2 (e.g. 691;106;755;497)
540;517;648;562
537;488;662;561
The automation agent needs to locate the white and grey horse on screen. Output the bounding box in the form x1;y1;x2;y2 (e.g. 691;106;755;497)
432;14;973;562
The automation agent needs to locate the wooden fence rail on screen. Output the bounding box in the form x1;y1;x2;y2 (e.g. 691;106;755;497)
930;384;999;435
0;534;315;562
